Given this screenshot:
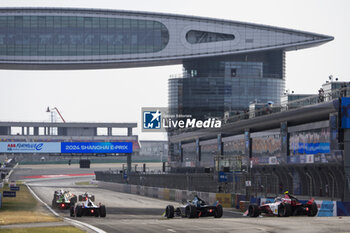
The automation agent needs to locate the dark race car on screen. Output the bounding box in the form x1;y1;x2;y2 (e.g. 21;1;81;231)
70;192;106;217
52;190;77;209
247;192;318;217
165;195;223;219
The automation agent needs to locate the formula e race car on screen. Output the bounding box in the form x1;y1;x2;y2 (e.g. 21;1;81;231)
165;195;223;218
52;190;77;209
70;192;106;217
247;193;318;217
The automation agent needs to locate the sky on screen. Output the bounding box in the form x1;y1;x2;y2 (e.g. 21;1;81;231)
0;0;349;140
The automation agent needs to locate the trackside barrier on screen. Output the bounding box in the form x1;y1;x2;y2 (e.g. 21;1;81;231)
216;193;232;208
175;190;182;202
158;188;164;200
169;189;176;201
130;185;137;195
152;187;158;198
337;202;350;216
209;193;217;205
163;188;170;200
315;200;337;217
97;181;350;216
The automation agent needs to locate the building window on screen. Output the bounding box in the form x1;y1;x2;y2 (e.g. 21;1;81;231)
231;68;237;77
186;30;235;44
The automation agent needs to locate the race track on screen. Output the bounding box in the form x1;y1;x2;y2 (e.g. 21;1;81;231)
12;164;350;233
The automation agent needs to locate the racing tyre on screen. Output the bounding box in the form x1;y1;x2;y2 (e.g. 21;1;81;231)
100;205;106;217
76;205;83;217
94;209;100;217
278;203;292;217
90;195;95;202
214;204;223;218
248;204;260;217
165;205;175;218
307;202;318;217
185;205;197;218
78;195;83;202
70;206;75;217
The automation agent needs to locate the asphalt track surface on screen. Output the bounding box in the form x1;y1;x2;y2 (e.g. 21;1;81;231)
12;164;350;233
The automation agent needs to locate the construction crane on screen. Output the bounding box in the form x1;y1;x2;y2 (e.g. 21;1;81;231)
46;106;66;123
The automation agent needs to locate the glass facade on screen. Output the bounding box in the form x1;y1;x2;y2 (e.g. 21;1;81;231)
251;134;282;165
0;16;169;56
182;143;196;167
186;30;235;44
200;143;217;167
289;128;330;155
169;50;285;119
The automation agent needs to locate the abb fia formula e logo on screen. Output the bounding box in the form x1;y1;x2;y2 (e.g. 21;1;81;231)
6;143;43;151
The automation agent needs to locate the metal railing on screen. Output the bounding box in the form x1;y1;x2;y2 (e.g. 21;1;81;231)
223;87;350;124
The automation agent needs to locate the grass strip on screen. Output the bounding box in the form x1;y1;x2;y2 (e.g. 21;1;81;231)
0;226;85;233
0;184;59;225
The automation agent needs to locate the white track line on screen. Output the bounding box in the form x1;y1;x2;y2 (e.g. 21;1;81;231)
26;183;106;233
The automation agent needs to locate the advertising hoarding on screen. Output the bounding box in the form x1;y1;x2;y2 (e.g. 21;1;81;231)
61;142;133;154
0;142;60;153
0;142;133;154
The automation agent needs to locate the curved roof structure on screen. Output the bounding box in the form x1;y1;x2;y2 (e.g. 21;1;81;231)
0;8;333;70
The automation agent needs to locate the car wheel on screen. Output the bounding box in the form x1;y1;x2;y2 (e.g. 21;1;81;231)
278;203;291;217
307;202;318;217
185;205;197;218
76;205;83;217
165;205;175;218
248;204;260;217
214;204;223;218
100;205;107;217
70;205;75;217
94;209;100;217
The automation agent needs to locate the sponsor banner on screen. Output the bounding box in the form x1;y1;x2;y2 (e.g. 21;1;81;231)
306;154;314;163
3;191;16;197
61;142;132;154
316;200;337;217
337;201;350;216
0;142;60;153
269;156;278;165
290;142;330;154
288;152;343;164
341;97;350;128
216;193;232;208
218;172;233;183
10;186;20;191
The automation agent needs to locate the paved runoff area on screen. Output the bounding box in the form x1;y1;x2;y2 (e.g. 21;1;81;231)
9;164;350;233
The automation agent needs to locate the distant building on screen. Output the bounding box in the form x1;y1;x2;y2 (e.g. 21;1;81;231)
139;140;168;161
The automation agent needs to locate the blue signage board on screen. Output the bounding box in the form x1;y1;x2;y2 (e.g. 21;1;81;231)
10;186;20;191
342;97;350;128
61;142;133;154
218;172;233;183
3;191;16;197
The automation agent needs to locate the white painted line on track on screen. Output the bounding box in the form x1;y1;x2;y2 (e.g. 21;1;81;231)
4;162;19;182
26;183;106;233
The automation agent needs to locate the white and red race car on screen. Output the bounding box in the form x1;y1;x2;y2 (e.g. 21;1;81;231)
247;194;318;217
